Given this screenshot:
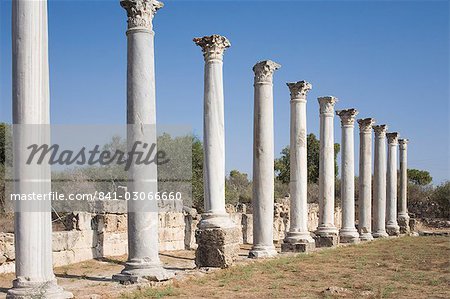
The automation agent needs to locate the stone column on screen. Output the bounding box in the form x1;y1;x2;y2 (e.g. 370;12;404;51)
193;35;240;268
386;132;400;236
113;0;172;283
336;109;360;243
282;81;315;253
8;0;72;298
372;125;389;238
398;138;410;233
315;96;339;247
357;118;375;241
249;60;280;258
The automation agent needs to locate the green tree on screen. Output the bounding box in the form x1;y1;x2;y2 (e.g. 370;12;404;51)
0;123;12;212
274;133;340;184
225;170;252;205
430;181;450;218
191;136;204;212
407;169;432;186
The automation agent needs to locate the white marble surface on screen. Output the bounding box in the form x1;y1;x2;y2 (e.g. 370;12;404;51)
336;109;360;243
316;96;339;236
357;118;375;241
284;81;315;245
386;132;400;235
249;60;280;258
372;125;389;238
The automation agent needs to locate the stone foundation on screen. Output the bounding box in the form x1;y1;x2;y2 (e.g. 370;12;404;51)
281;242;315;253
0;203;343;273
195;226;240;268
314;235;339;248
386;226;400;236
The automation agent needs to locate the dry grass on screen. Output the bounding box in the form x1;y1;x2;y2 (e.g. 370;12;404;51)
124;236;450;299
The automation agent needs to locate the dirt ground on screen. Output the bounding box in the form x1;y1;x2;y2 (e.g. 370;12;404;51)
0;236;449;299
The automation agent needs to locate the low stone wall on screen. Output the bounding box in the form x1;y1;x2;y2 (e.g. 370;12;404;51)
0;203;342;273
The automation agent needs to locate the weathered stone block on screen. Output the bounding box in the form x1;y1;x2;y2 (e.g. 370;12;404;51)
195;226;240;268
409;218;417;231
281;242;315;253
242;214;253;244
314;235;339;248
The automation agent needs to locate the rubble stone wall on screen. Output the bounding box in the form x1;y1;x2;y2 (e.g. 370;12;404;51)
0;203;342;273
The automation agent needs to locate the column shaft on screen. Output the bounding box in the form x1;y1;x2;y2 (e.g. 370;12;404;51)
114;0;172;283
249;60;280;258
373;125;389;238
398;139;410;233
357;118;375;241
9;0;71;297
316;97;338;238
283;81;315;250
337;109;359;243
193;35;239;268
386;132;400;235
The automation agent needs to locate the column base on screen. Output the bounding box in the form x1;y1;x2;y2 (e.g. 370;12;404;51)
359;232;374;241
195;225;240;268
398;215;410;234
198;212;236;229
315;225;339;237
282;231;315;253
372;231;389;238
339;228;360;243
386;223;400;236
7;278;73;299
113;261;174;284
249;245;278;258
313;234;339;248
284;231;315;244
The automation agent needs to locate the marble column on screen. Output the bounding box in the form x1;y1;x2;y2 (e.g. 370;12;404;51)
8;0;72;298
336;109;360;243
282;81;315;253
113;0;172;283
372;125;389;238
386;132;400;236
193;35;239;267
249;60;280;258
357;118;375;241
315;96;339;246
398;138;410;233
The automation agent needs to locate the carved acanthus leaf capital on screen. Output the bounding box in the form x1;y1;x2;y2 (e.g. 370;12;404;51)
336;108;359;127
121;0;164;30
357;118;375;133
287;81;312;99
386;132;400;144
193;35;230;61
399;138;409;150
373;124;388;137
252;60;281;84
318;96;338;115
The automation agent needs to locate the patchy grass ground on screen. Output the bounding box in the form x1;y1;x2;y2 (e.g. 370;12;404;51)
123;236;449;299
0;236;448;298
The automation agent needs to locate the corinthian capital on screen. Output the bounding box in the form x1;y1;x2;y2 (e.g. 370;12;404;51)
386;132;400;145
399;138;409;150
318;96;337;115
121;0;163;30
287;81;312;100
373;124;388;137
193;35;230;61
336;108;359;127
357;118;375;133
253;60;281;84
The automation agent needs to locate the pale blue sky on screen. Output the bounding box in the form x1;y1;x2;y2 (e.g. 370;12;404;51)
1;0;449;183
